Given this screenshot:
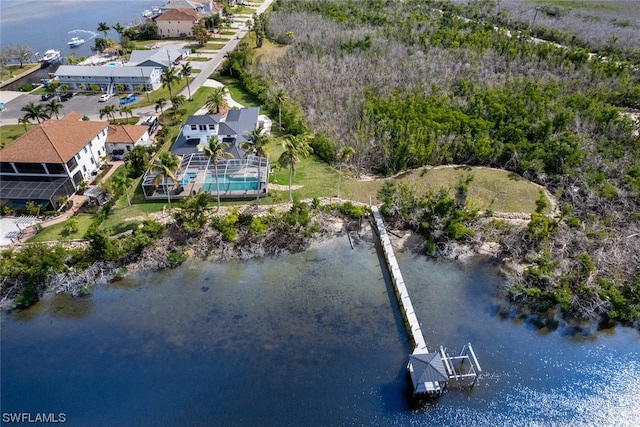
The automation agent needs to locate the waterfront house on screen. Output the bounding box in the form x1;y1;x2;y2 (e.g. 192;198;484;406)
105;124;153;156
55;65;163;94
0;113;108;209
171;107;260;157
155;8;201;38
142;107;269;201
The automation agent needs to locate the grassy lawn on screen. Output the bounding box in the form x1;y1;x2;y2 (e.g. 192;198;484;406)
0;63;40;81
28;214;94;243
210;73;262;108
204;43;227;50
0;124;29;149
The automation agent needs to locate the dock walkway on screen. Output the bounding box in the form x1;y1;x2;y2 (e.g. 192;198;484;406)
371;205;481;395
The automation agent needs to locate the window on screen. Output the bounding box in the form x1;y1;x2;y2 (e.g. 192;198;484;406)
83;165;87;172
90;158;95;165
83;147;88;153
190;125;197;131
209;125;216;131
199;124;206;131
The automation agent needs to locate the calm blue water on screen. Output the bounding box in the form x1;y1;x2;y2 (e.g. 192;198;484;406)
1;235;639;426
1;0;159;90
0;0;157;57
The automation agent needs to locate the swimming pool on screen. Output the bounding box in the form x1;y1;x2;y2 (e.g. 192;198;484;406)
178;172;197;185
203;175;259;192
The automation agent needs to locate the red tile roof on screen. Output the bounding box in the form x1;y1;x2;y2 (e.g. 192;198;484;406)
0;113;108;164
156;8;200;21
106;124;149;144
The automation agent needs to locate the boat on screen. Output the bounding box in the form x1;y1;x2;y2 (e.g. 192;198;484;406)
40;49;61;64
142;9;152;18
67;37;85;47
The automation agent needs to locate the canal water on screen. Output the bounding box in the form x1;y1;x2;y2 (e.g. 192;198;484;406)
1;233;638;426
1;0;158;90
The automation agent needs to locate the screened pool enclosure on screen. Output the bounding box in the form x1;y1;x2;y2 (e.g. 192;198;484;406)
142;153;269;200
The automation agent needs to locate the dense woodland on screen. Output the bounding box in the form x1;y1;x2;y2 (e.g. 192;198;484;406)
237;0;639;325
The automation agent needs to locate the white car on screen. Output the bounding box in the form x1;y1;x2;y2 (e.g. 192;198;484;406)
98;93;112;102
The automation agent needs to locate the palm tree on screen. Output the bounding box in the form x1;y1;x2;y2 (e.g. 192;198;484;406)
336;146;355;199
65;53;78;65
119;105;133;121
170;95;186;116
112;22;124;43
161;67;179;98
241;125;270;205
97;22;110;40
275;89;287;131
149;151;181;211
198;137;233;210
21;102;49;123
18;117;31;131
277;134;313;202
180;62;193;100
109;172;132;206
155;98;167;114
45;99;63;120
99;105;117;121
124;145;150;177
205;87;227;114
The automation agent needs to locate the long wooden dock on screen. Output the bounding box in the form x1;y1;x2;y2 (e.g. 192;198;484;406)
371;205;481;395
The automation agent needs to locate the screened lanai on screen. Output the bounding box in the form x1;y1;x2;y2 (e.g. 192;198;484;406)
141;153;269;200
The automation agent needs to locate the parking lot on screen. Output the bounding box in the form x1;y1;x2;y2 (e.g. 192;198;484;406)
0;91;156;124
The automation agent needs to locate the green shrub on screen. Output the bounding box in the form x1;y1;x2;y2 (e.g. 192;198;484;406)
338;201;368;218
166;250;188;267
248;217;267;235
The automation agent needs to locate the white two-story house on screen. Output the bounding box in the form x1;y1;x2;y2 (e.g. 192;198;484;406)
0;113;107;210
171;107;260;157
155;7;200;38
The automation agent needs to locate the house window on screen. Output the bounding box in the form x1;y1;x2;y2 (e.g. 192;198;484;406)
190;125;197;131
199;125;206;131
83;147;88;153
83;165;87;172
90;158;95;165
209;125;215;131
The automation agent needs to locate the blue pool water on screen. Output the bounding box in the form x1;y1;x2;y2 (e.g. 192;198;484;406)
204;175;258;192
178;172;197;185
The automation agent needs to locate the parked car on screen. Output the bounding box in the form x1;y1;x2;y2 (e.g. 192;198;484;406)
99;93;112;102
59;92;74;102
141;115;158;133
41;92;55;101
120;94;136;105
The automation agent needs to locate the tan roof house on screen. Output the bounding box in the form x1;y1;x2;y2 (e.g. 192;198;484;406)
155;8;200;38
0;113;108;209
106;124;152;155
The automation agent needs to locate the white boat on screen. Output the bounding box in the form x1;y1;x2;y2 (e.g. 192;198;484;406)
142;9;152;17
67;37;85;47
40;49;61;64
